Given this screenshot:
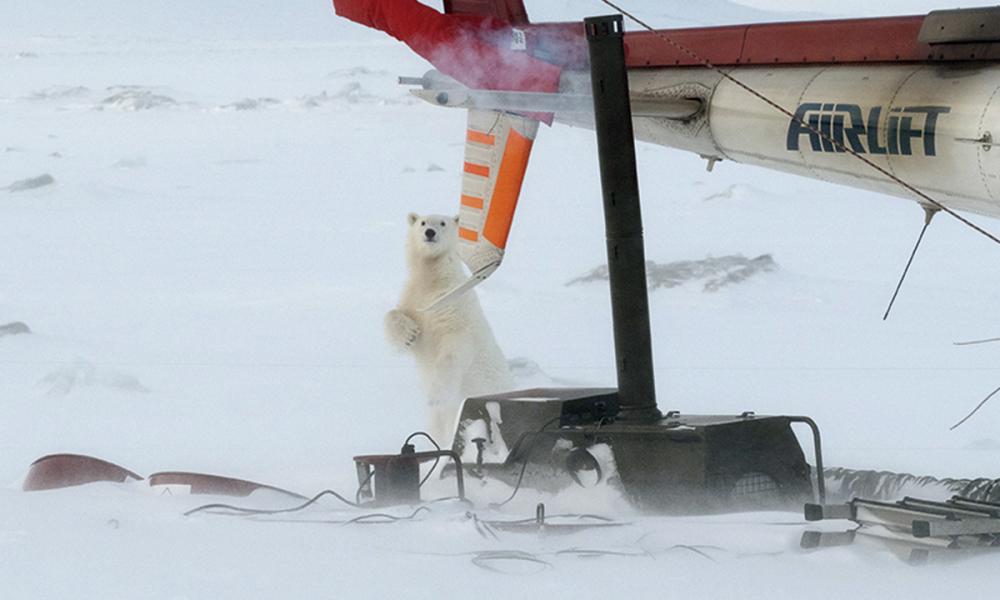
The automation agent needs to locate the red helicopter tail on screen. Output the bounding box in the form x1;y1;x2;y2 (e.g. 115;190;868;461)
443;0;529;24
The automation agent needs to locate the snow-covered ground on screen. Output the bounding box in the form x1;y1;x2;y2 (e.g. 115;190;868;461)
2;1;1000;598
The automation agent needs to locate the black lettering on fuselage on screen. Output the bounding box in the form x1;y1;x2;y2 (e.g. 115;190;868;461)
786;104;950;156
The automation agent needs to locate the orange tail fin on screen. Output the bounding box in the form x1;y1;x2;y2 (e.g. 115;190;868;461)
458;109;540;277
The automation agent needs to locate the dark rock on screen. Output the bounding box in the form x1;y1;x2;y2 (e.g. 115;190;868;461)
7;174;55;192
567;254;778;292
0;322;31;337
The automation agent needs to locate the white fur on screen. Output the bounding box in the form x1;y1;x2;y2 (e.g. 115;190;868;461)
385;213;513;444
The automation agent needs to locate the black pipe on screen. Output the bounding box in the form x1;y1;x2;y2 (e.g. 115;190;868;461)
585;15;661;422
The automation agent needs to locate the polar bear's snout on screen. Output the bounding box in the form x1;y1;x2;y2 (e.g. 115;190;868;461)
424;228;437;241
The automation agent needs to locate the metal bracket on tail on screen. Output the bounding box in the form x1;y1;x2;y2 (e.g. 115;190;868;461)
401;70;703;119
418;261;501;312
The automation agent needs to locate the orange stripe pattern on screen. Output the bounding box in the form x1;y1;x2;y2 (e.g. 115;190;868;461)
458;227;479;242
466;130;496;146
482;129;534;249
461;195;484;209
463;162;490;178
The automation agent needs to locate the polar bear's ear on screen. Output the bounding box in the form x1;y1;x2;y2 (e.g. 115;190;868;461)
453;215;459;225
408;213;419;225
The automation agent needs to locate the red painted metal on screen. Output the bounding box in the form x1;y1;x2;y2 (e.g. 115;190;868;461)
23;454;143;491
523;22;589;69
333;3;999;77
739;16;928;65
443;0;529;25
619;16;933;68
332;0;561;94
21;453;307;499
623;24;749;67
521;15;991;69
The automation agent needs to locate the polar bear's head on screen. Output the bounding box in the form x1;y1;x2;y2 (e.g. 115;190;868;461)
407;213;459;260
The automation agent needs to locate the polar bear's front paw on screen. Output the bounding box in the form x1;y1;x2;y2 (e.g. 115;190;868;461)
385;309;421;348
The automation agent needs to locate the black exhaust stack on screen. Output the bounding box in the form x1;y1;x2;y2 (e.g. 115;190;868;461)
585;15;661;422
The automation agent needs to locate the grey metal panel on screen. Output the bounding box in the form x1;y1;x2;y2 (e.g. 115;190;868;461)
451;390;815;514
410;88;703;119
804;503;854;521
913;517;1000;538
919;8;1000;45
800;529;857;549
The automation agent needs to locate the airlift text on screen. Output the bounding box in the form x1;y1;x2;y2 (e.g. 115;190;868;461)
786;104;951;157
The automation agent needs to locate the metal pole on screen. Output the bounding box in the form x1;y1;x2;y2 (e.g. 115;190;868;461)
585;15;661;422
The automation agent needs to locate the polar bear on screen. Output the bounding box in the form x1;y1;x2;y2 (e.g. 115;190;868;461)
385;213;514;444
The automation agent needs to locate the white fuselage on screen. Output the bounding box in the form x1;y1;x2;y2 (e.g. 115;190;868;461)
558;64;1000;220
